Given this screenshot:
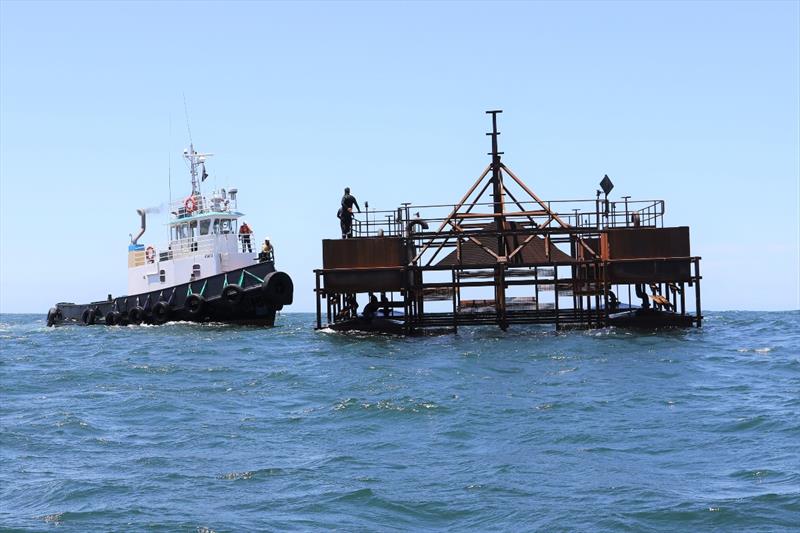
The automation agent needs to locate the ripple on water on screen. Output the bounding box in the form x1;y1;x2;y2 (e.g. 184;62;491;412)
1;311;798;531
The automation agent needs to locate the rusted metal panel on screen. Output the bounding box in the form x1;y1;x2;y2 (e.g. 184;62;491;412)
576;238;600;261
601;227;690;260
323;270;405;292
322;237;407;269
606;259;692;283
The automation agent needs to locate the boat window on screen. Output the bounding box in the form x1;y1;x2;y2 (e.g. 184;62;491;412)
179;224;188;240
190;221;198;238
200;219;210;235
221;219;231;234
159;269;166;282
213;219;220;234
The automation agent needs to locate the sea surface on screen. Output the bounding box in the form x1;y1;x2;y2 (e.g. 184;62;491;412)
1;311;798;532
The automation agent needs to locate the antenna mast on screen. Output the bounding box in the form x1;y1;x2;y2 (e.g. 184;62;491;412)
183;95;199;195
486;109;505;256
168;114;172;208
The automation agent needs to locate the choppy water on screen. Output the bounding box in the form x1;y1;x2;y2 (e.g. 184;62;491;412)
1;311;798;531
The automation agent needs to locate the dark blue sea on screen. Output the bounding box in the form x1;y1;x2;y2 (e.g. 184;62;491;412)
1;312;798;531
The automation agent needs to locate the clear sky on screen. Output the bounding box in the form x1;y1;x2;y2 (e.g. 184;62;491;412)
1;0;798;313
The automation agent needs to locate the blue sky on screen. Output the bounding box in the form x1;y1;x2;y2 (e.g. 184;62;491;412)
1;0;798;313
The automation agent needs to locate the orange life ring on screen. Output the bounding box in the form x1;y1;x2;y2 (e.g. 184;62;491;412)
145;246;156;263
184;196;197;213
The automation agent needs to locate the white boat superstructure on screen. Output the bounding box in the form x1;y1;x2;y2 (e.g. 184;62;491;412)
127;145;267;295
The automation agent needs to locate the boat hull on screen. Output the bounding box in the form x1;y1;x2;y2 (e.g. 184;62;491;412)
47;261;293;327
607;308;695;328
326;316;406;335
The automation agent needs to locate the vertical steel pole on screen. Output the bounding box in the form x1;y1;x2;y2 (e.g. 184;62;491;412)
554;265;560;330
694;258;702;327
680;281;686;316
451;266;458;333
315;271;322;329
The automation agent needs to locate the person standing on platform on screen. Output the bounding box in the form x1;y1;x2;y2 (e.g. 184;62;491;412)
239;220;253;252
339;187;361;238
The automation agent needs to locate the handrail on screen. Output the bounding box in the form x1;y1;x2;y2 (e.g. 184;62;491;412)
169;194;240;220
352;197;665;238
129;232;259;268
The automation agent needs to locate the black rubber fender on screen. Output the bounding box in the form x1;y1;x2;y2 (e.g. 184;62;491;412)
261;271;293;306
46;307;58;327
151;301;170;324
222;284;245;306
105;311;121;326
128;306;145;324
185;294;206;317
81;308;97;325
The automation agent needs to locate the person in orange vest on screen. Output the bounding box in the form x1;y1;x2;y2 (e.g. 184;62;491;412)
239;221;253;252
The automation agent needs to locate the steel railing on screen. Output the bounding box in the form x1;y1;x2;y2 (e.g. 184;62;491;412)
130;233;260;268
351;197;665;238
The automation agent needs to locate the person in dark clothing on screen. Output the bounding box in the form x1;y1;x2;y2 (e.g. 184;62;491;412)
339;187;361;238
380;292;390;316
363;293;379;320
347;294;359;318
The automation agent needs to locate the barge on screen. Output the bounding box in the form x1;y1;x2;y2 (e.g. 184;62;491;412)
314;111;701;334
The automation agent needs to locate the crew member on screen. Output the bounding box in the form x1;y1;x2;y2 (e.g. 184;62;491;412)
347;294;359;318
339;187;361;238
608;290;619;311
239;221;253;252
335;294;359;320
259;238;274;262
380;292;390;316
363;293;380;320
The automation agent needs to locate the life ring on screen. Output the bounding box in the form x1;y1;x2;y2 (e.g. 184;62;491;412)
222;284;245;306
185;294;206;318
145;246;156;263
184;196;198;213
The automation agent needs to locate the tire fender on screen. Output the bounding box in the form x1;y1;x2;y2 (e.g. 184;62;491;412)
81;308;97;325
152;301;170;324
185;294;206;317
47;307;58;327
261;271;294;306
128;306;145;324
222;284;245;306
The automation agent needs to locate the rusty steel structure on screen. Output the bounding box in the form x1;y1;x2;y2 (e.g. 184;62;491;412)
314;111;702;334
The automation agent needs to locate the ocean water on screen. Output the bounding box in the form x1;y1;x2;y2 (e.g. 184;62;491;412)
0;311;798;532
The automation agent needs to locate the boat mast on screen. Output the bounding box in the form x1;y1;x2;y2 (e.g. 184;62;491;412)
188;143;198;195
183;144;213;198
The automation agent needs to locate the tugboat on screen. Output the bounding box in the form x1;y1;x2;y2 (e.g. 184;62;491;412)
46;144;293;326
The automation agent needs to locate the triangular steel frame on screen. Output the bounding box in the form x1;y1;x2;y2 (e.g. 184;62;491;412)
411;157;571;267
